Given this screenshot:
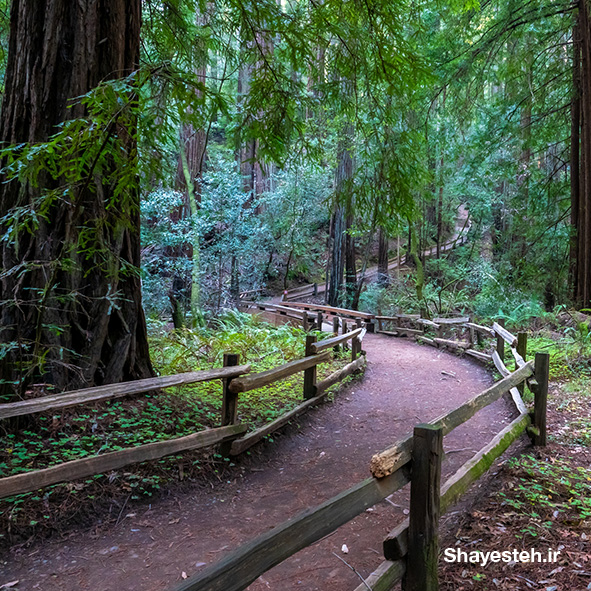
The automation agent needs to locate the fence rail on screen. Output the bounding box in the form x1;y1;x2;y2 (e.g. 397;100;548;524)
0;366;252;420
0;329;366;500
169;343;549;591
281;283;318;301
376;312;527;374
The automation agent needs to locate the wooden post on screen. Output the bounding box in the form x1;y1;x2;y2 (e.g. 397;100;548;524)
221;354;240;426
303;335;317;400
341;320;349;350
317;312;323;331
517;332;527;394
221;353;240;456
332;317;340;352
533;352;549;446
313;283;318;296
302;313;309;332
403;424;443;591
496;318;505;363
351;322;361;362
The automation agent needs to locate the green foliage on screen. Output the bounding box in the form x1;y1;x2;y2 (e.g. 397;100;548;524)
141;152;332;316
0;314;351;526
528;329;591;381
499;455;591;540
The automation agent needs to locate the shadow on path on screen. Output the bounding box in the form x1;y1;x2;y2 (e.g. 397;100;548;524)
3;335;517;591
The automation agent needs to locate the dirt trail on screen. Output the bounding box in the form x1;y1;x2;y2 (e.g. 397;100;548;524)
1;335;518;591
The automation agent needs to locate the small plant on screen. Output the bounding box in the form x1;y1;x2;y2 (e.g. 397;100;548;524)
498;455;591;540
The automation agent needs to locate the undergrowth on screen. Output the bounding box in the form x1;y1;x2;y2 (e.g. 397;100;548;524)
499;456;591;541
0;312;354;545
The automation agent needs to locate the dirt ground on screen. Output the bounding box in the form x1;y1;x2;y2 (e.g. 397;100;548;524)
1;334;520;591
439;383;591;591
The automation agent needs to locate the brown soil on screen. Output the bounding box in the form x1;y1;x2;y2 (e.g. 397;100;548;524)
439;383;591;591
1;335;519;591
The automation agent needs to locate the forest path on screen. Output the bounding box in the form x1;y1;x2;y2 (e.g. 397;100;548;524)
316;204;471;292
2;334;516;591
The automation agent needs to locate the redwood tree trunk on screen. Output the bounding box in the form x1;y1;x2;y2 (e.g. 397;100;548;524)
377;228;390;287
328;206;346;307
573;0;591;307
0;0;153;397
572;13;582;297
328;123;354;307
344;212;357;307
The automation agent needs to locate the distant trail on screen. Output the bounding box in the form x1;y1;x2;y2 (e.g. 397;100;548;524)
2;333;518;591
286;205;470;300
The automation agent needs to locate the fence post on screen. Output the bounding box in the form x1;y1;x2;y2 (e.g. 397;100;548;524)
468;315;475;346
496;318;505;363
313;283;318;296
303;335;317;400
302;313;309;332
404;424;443;591
517;332;528;395
332;317;340;353
317;312;323;331
533;352;549;446
351;319;362;362
221;353;240;427
333;316;340;336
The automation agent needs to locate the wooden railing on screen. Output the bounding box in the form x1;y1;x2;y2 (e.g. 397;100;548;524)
239;300;320;330
281;283;318;301
0;330;367;500
285;301;376;335
168;343;549;591
376;313;528;374
240;299;376;334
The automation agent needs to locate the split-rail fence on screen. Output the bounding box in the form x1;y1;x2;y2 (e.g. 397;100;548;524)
0;324;366;500
167;318;549;591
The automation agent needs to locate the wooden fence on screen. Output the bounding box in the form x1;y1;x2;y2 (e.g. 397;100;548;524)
240;299;376;334
239;300;319;330
376;314;525;368
168;325;549;591
0;329;366;500
281;283;318;301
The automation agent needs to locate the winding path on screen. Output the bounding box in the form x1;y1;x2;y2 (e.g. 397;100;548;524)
2;334;517;591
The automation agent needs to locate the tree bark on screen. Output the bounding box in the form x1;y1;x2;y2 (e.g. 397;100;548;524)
345;212;357;306
573;0;591;307
378;228;390;287
328;206;346;307
572;13;582;298
0;0;153;397
328;122;354;307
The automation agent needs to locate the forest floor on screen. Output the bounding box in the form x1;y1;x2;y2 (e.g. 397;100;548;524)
439;381;591;591
1;333;518;591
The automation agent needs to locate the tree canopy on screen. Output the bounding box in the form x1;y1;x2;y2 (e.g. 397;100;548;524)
0;0;588;395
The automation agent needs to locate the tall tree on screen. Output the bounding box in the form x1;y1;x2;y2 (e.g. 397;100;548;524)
572;0;591;307
0;0;153;397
